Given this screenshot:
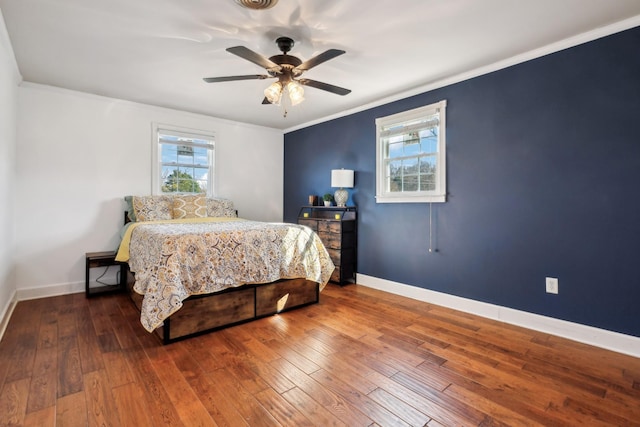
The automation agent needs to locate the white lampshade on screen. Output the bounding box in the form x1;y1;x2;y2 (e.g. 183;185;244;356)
331;169;354;189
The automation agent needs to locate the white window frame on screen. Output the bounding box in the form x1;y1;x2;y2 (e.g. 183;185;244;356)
151;123;216;196
375;100;447;203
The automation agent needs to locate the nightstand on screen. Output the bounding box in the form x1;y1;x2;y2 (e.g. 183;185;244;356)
298;206;357;285
85;251;127;297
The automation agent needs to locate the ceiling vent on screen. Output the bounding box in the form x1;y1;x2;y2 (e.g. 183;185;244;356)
235;0;278;10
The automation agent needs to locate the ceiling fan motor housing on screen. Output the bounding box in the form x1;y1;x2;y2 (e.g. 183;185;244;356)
235;0;278;10
275;36;294;54
269;55;301;67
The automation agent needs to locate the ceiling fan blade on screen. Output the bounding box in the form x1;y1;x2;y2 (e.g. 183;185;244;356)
226;46;282;72
261;97;272;104
293;49;345;73
203;75;270;83
298;78;351;96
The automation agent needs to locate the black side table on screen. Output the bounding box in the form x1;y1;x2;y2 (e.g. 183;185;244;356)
85;251;127;297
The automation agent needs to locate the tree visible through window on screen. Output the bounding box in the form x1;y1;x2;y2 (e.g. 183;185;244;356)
162;169;203;193
152;125;215;195
376;100;447;203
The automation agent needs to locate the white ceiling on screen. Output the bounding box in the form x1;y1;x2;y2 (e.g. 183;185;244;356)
2;0;640;131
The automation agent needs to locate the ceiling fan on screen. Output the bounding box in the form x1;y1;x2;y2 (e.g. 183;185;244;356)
203;37;351;107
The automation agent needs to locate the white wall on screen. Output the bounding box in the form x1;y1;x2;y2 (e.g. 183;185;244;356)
15;84;283;295
0;9;20;330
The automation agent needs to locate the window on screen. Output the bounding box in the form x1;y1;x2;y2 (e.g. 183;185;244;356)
152;124;215;195
376;100;447;203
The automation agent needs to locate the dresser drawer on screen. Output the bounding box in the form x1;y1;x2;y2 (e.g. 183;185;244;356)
327;248;341;264
298;219;318;231
319;232;355;249
318;221;341;233
318;231;342;249
318;220;355;233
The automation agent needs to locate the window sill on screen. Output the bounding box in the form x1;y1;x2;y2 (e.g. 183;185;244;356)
375;194;446;203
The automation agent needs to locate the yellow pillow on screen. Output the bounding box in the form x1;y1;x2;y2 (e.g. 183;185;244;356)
172;194;207;219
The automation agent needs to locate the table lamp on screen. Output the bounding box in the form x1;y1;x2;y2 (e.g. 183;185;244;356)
331;169;354;207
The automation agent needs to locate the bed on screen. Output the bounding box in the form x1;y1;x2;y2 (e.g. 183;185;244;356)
115;194;334;343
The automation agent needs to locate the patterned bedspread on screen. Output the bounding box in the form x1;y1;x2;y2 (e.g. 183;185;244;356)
117;218;334;332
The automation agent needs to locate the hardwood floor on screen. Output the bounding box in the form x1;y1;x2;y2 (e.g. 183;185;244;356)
1;284;639;426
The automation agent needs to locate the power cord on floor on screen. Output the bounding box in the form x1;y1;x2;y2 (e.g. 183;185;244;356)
95;265;121;286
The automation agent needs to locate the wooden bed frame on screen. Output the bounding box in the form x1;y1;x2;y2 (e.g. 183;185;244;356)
120;211;324;343
125;271;320;344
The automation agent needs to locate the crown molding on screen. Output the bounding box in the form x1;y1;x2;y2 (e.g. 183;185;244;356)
285;16;640;134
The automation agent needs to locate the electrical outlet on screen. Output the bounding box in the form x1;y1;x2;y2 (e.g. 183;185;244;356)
546;277;558;294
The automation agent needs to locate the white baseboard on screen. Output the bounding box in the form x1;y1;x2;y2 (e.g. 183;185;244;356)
1;282;85;341
0;289;18;342
16;281;84;301
357;274;640;359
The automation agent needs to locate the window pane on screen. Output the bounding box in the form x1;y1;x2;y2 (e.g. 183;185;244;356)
403;176;418;191
192;167;208;180
388;139;403;159
420;173;435;191
403;136;421;156
162;145;177;162
177;145;194;164
402;158;418;175
194;151;209;166
420;131;438;154
419;156;436;174
388;160;402;192
161;166;175;180
402;158;419;191
419;157;436;191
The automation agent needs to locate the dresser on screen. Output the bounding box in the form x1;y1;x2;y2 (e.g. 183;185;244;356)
297;206;357;285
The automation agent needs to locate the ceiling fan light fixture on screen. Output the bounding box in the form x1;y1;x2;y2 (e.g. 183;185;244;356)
287;80;305;106
235;0;278;10
264;81;283;104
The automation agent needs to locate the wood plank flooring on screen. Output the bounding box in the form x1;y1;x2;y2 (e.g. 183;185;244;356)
1;284;639;426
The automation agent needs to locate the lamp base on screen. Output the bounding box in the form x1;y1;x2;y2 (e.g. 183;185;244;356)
334;188;348;207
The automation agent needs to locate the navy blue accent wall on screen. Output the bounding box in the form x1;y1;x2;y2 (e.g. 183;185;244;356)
284;27;640;338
